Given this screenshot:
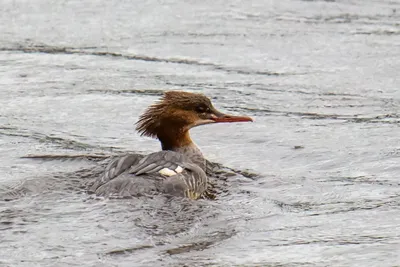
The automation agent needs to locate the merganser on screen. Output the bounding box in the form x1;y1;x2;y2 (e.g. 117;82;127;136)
89;91;252;199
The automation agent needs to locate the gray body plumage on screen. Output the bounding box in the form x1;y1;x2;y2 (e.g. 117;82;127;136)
89;147;208;199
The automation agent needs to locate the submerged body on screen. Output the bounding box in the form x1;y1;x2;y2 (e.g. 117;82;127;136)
89;91;252;199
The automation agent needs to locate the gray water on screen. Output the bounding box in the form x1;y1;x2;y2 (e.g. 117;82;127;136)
1;0;400;266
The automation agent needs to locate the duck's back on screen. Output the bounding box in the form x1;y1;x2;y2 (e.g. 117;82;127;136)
89;151;207;199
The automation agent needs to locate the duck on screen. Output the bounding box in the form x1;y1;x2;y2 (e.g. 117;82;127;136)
89;91;252;199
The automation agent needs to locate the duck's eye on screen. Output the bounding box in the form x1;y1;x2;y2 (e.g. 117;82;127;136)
196;105;210;113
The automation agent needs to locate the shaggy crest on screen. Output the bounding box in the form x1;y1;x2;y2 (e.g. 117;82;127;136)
135;91;212;138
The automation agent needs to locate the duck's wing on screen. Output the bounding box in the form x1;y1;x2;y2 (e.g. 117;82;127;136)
90;151;207;199
130;151;208;199
129;150;187;176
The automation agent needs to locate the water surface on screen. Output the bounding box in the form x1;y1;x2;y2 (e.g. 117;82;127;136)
1;0;400;266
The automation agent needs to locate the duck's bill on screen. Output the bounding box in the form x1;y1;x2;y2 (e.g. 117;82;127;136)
210;110;253;123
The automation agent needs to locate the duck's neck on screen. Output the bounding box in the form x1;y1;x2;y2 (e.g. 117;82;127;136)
158;130;206;171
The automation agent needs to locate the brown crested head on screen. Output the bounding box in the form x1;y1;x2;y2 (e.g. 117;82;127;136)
135;91;252;148
136;91;210;138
